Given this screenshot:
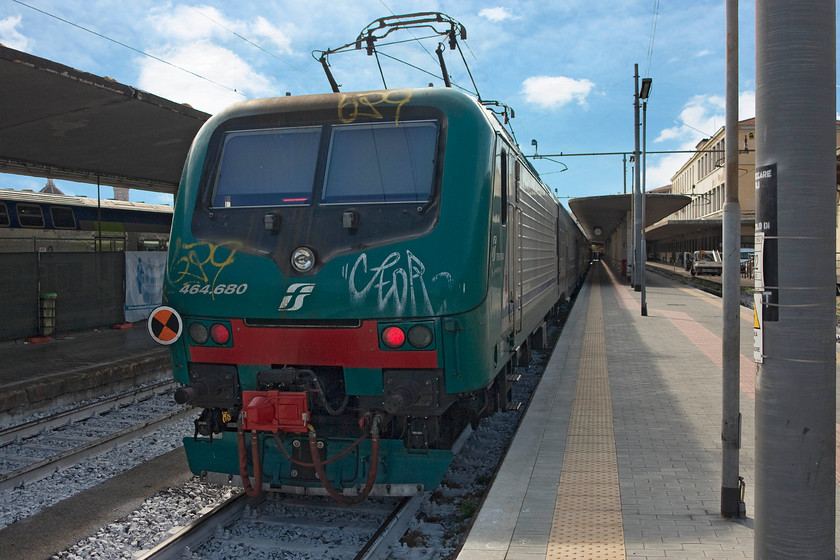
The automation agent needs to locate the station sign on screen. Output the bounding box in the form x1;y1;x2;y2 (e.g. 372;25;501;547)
753;163;777;364
753;292;763;363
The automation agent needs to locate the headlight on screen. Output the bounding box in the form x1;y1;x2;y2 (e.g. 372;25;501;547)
291;247;315;272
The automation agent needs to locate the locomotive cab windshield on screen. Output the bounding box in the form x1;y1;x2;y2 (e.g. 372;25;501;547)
192;106;444;275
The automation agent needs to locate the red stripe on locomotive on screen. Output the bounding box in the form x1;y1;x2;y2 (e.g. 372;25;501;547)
188;319;438;369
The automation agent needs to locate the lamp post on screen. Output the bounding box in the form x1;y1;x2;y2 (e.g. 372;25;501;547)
633;64;652;313
628;154;635;283
640;77;651;316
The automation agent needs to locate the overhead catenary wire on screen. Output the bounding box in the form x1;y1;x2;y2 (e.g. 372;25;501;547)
373;50;477;97
645;0;660;76
187;5;302;72
11;0;245;96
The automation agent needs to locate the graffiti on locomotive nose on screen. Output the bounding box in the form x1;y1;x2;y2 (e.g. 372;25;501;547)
345;250;453;314
171;240;244;299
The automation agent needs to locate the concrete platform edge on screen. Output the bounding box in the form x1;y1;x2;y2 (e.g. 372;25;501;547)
456;273;593;558
0;354;171;424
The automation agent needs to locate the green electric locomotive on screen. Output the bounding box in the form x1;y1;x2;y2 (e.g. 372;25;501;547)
149;87;586;501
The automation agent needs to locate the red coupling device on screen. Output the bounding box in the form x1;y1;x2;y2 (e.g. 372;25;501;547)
241;391;310;433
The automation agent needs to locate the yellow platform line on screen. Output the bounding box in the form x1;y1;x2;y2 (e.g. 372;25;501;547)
547;271;625;560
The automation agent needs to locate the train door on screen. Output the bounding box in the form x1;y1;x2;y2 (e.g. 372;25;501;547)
498;143;522;338
512;159;523;334
557;216;565;297
499;146;512;335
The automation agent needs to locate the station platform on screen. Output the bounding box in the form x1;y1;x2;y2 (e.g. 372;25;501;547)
0;323;169;424
457;261;838;560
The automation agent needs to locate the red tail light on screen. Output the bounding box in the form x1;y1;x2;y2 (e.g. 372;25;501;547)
381;326;406;348
210;323;231;345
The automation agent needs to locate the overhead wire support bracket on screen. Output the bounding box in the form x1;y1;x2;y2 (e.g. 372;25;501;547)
316;54;341;93
481;100;515;124
435;43;452;88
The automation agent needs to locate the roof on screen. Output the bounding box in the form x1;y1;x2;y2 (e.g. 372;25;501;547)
0;45;210;195
568;193;691;243
644;217;755;242
40;178;64;195
0;187;174;214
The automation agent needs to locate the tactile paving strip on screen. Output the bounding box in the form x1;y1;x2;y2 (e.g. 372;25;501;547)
547;272;625;560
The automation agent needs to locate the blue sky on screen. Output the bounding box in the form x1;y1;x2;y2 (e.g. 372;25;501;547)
0;1;832;207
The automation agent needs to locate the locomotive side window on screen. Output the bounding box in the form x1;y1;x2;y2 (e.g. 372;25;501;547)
17;204;45;228
0;202;8;227
51;206;76;229
321;120;438;204
211;126;322;208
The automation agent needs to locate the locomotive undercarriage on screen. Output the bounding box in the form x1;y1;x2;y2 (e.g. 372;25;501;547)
180;362;508;450
179;361;513;500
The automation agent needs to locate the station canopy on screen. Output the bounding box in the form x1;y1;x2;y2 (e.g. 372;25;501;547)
569;193;691;243
0;45;210;195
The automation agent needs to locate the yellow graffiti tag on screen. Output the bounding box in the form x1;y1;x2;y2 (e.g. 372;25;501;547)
337;90;413;125
170;239;240;297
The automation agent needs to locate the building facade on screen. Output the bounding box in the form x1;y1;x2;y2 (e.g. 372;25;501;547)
647;119;840;267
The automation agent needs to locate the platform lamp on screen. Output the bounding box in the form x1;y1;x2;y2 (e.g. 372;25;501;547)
632;65;642;298
640;77;651;316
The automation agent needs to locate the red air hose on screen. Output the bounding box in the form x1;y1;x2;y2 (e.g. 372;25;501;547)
237;414;262;497
309;416;381;505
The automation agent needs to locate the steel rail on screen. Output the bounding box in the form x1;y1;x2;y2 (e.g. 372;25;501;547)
0;379;176;446
0;402;192;492
135;491;252;560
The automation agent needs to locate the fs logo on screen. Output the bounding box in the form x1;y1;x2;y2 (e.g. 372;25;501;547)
278;283;315;311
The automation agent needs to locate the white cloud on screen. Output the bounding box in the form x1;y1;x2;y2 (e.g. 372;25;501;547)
739;90;755;119
147;5;225;42
0;15;30;51
645;152;692;189
136;41;276;114
134;5;298;114
146;5;293;53
655;91;756;147
646;90;756;187
521;76;595;109
479;7;514;22
252;16;292;54
655;94;724;146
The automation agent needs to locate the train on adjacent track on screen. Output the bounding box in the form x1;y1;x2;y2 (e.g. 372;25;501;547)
149;87;589;501
0;188;172;252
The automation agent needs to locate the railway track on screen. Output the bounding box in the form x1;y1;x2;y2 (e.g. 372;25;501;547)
0;380;191;492
137;492;422;560
46;307;570;559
